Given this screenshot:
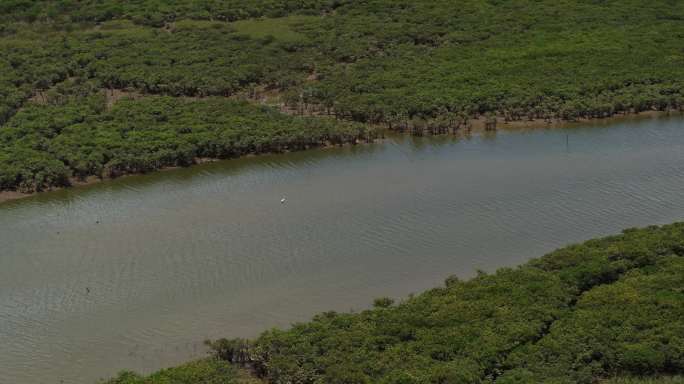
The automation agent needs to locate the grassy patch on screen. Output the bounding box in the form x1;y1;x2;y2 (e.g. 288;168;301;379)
230;15;317;43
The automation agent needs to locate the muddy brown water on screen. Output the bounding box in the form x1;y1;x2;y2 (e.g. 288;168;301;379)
2;115;684;383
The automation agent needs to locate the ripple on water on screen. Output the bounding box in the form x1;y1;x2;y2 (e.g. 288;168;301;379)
2;116;684;384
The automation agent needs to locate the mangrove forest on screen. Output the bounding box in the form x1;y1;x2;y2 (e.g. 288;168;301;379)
2;0;684;193
104;222;684;383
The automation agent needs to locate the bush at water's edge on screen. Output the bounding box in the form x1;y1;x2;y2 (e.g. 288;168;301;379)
102;223;684;383
101;358;254;384
207;223;684;384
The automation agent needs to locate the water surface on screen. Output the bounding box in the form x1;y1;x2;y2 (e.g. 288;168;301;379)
2;115;684;383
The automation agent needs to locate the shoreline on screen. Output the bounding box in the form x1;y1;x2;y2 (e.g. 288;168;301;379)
0;143;366;204
1;109;678;205
434;109;677;134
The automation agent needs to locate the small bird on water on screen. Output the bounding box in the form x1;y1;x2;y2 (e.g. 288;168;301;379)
280;197;286;204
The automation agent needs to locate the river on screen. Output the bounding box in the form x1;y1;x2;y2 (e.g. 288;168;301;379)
1;115;683;383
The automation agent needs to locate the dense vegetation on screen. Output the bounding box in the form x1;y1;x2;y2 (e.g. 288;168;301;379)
0;0;336;25
0;92;369;192
606;378;684;384
2;0;684;193
202;223;684;384
103;358;253;384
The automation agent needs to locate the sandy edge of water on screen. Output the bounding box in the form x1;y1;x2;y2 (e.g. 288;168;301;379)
1;110;679;204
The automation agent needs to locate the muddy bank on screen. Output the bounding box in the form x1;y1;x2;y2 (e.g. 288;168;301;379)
1;110;678;204
476;110;678;132
0;143;365;204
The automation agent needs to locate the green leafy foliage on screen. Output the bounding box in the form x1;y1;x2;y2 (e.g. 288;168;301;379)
208;223;684;384
604;377;684;384
298;0;684;123
73;20;311;96
0;0;337;25
102;358;240;384
2;0;684;192
0;28;71;125
0;94;370;192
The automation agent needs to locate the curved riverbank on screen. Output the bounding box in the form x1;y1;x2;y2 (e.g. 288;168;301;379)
0;96;374;202
230;221;684;383
104;222;684;383
1;109;676;205
4;115;684;383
